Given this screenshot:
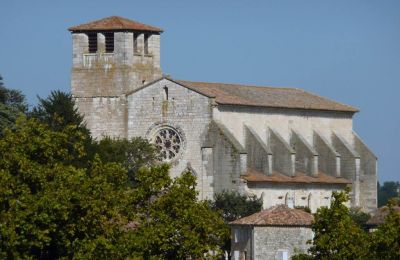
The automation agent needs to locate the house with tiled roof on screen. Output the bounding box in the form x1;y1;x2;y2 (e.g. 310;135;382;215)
366;205;400;228
230;205;314;259
69;16;378;213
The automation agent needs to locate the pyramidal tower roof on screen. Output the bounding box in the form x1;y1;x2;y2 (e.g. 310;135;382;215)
68;16;163;32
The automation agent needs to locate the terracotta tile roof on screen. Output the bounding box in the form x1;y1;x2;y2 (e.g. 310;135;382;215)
243;169;351;184
175;79;358;113
366;206;400;226
68;16;163;32
230;204;314;226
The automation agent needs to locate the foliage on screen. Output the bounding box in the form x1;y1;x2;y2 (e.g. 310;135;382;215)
211;191;263;222
0;118;227;258
93;136;158;182
369;199;400;260
349;207;371;227
0;118;138;259
133;166;229;259
378;181;400;207
30;90;86;132
29;91;93;167
0;74;28;135
299;189;370;260
210;191;262;255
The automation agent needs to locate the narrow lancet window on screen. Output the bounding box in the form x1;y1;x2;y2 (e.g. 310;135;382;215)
163;86;169;101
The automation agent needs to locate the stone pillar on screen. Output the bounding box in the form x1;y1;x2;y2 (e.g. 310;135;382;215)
72;33;88;68
97;33;105;53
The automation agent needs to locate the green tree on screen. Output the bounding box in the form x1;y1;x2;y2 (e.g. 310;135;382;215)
211;191;263;222
29;91;93;167
94;136;158;182
349;207;371;228
0;117;228;259
0;74;28;135
133;166;229;259
30;90;86;132
378;181;400;207
369;199;400;260
0;118;139;259
294;189;370;260
210;191;262;256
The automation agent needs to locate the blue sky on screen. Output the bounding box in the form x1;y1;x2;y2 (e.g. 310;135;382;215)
1;0;399;182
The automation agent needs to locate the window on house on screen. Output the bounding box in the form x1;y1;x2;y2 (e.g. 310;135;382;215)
133;33;139;53
87;32;97;53
104;32;114;53
277;250;289;260
144;33;150;54
285;193;294;208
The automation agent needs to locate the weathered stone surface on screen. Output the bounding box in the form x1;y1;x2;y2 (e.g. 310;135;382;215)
69;18;377;213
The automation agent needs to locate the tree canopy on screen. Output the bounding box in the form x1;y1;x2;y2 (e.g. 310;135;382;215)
378;181;400;207
294;189;400;260
0;74;28;135
0;117;228;258
211;191;262;222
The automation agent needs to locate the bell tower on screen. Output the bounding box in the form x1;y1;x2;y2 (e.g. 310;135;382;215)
68;16;163;138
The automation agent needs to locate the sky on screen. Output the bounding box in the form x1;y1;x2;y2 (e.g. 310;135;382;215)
0;0;399;182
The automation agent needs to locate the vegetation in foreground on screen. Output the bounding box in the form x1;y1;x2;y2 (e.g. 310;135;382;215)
0;78;229;258
1;75;399;259
293;189;400;260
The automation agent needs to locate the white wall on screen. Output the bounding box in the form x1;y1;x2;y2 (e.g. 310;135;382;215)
213;105;354;147
247;182;346;213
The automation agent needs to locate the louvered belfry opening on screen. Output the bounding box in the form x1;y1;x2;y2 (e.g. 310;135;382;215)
87;32;97;53
104;32;114;53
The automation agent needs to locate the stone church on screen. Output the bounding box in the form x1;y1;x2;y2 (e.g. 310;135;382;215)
69;16;377;213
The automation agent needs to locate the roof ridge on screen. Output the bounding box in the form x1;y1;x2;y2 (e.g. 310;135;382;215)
175;78;358;113
176;79;298;91
68;16;163;32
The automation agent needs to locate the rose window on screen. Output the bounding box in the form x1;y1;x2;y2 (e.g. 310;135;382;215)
152;127;182;161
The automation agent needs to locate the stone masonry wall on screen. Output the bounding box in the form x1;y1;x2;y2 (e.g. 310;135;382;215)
248;182;345;213
213;105;354;147
269;128;295;177
71;31;161;139
230;226;253;260
245;125;272;175
126;78;213;199
291;130;318;176
71;31;161;97
203;121;244;197
254;226;313;260
332;133;361;207
353;132;378;213
74;96;126;139
314;131;340;177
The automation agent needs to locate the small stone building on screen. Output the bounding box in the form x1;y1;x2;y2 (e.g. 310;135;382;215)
230;205;314;260
68;16;378;213
366;205;400;230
